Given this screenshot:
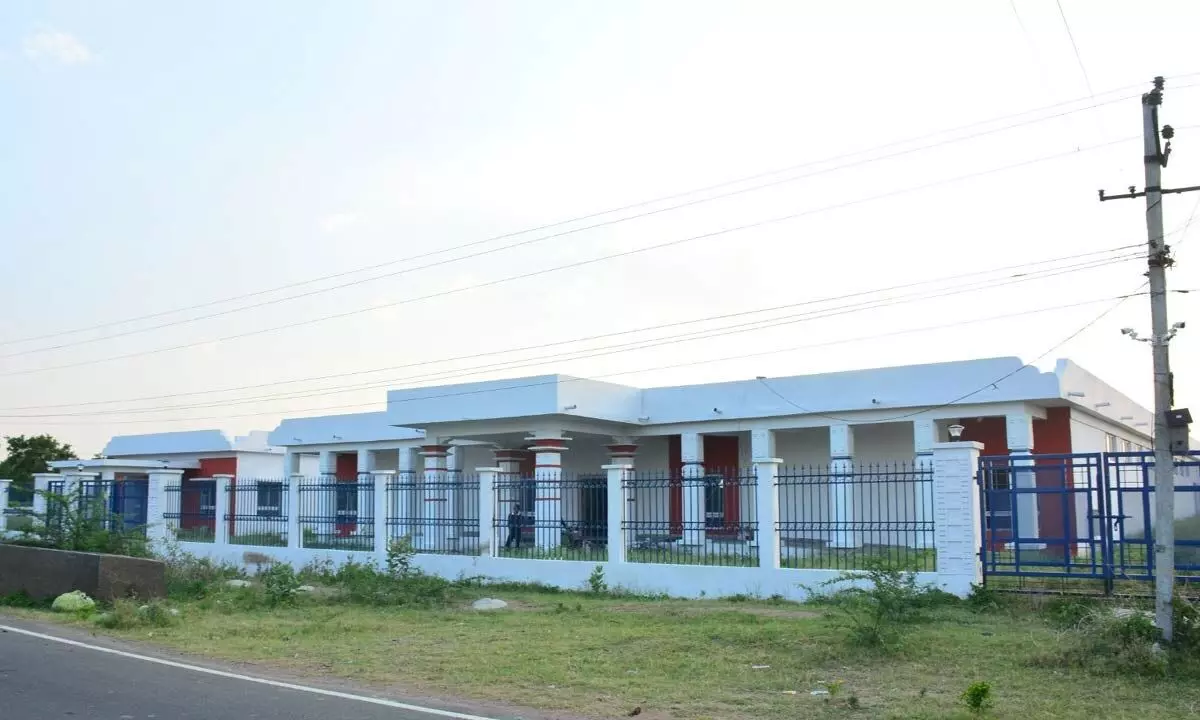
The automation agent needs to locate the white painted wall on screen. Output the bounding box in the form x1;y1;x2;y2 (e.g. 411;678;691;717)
236;452;286;478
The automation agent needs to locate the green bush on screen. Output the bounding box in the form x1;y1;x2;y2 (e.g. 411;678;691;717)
1033;599;1200;678
961;681;994;714
807;558;954;649
159;544;245;600
12;487;148;557
261;563;301;607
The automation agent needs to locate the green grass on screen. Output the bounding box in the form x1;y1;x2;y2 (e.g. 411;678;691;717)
172;527;214;543
16;584;1200;720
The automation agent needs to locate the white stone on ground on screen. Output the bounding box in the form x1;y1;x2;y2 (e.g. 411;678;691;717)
472;598;508;611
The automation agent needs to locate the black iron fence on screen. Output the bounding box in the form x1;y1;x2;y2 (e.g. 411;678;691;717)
494;472;608;561
776;462;935;571
226;478;289;547
621;468;759;567
386;472;480;555
298;476;374;551
163;481;216;543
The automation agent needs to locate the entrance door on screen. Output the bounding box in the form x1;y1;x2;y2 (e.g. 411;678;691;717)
334;453;359;536
668;435;742;537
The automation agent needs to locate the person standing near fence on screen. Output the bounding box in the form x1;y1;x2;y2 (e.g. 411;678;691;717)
504;503;523;549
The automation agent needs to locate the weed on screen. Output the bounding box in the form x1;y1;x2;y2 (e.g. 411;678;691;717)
93;598;178;630
587;565;608;594
159;543;245;600
0;590;46;608
13;487;149;557
961;681;993;714
260;563;301;607
386;536;416;578
807;558;952;649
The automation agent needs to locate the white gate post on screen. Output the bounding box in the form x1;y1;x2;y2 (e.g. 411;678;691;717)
0;479;10;534
287;473;303;549
372;470;393;556
213;474;234;546
32;473;54;520
931;441;984;598
146;469;184;550
603;464;632;564
477;467;499;556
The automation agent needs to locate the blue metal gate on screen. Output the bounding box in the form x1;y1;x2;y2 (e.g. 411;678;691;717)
979;451;1200;592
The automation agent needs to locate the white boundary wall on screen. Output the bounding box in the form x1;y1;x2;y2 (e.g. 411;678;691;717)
133;443;983;601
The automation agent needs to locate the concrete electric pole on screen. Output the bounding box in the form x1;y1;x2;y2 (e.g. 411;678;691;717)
1100;76;1199;642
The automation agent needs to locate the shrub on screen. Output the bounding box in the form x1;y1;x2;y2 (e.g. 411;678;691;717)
260;563;301;607
159;544;245;600
806;558;952;649
961;681;993;714
1035;605;1171;677
587;565;608;594
14;487;149;557
386;537;416;578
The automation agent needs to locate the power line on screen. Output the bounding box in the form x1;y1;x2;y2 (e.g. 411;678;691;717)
4;292;1146;427
1055;0;1096;98
0;244;1142;411
0;81;1178;351
0;133;1145;378
0;253;1140;419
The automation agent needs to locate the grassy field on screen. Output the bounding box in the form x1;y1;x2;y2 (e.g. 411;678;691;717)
13;583;1200;720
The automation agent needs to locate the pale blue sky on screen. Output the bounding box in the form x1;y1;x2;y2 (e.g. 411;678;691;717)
3;1;1200;455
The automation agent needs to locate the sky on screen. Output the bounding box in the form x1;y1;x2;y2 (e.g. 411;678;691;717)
3;0;1200;457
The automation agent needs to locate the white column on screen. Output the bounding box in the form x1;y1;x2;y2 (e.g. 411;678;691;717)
603;464;632;564
680;431;705;547
371;470;392;555
528;433;568;549
445;446;460;547
146;469;184;550
932;441;984;597
912;418;937;549
392;447;417;542
752;428;780;569
318;450;336;476
829;424;858;548
99;469;117;512
356;449;375;537
287;474;303;549
283;450;297;477
1006;412;1041;549
213;474;234;546
0;479;11;534
32;473;54;520
418;444;450;551
477;467;500;556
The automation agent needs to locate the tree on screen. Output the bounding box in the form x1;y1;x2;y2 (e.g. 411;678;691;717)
0;434;76;489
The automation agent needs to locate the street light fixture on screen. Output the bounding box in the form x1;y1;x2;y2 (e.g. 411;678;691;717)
948;424;965;441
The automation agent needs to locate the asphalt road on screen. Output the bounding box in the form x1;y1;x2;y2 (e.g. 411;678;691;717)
0;618;503;720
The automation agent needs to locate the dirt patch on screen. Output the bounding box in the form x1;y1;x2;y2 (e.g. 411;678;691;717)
606;602;819;620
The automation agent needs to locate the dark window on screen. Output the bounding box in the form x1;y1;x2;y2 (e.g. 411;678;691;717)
984;468;1012;532
704;474;725;529
257;482;283;517
336;483;358;518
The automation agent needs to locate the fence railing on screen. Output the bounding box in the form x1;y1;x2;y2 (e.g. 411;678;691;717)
227;478;290;547
494;472;608;561
388;472;480;555
41;479;149;537
298;476;373;551
776;462;935;572
621;468;759;567
163;481;216;543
